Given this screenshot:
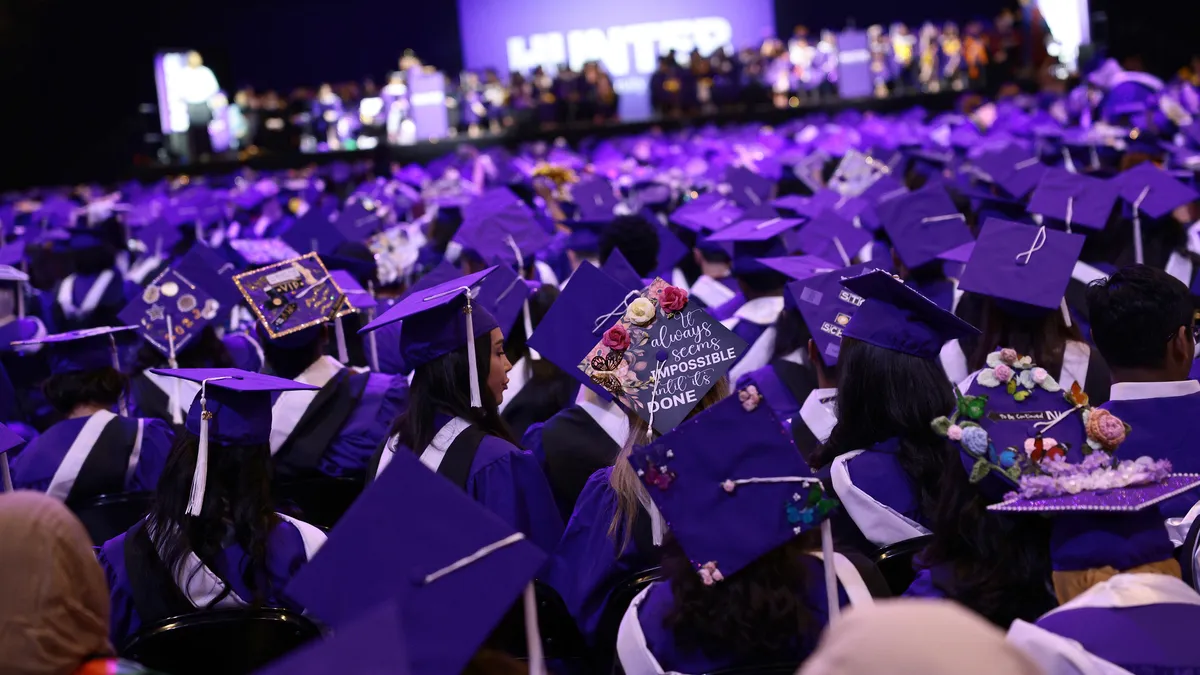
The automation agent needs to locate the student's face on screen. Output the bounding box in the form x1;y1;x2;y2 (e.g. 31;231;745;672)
487;328;512;404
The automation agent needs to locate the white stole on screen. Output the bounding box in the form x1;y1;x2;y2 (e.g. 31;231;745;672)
57;270;115;319
269;356;344;455
798;388;838;444
829;450;931;548
1007;621;1134;675
418;416;472;472
689;275;737;309
47;410;118;500
143;370;202;425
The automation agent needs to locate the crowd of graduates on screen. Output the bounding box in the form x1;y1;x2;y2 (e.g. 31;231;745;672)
5;54;1200;675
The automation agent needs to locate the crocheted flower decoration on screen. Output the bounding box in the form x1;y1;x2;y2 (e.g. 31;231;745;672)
1082;408;1129;452
977;349;1061;400
738;385;762;412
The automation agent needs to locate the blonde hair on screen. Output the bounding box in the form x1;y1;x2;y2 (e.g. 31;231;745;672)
1051;558;1182;604
607;377;731;550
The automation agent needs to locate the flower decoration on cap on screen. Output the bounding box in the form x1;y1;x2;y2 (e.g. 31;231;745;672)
975;348;1061;401
1005;453;1172;501
1083;407;1129;453
653;284;689;316
532;163;579;199
738;385;762;412
634;447;677;491
785;483;840;534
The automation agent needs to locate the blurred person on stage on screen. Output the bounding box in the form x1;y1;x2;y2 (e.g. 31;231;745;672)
177;51;221;163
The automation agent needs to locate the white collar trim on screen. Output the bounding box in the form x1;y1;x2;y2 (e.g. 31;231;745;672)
799;387;838;444
1043;573;1200;617
1109;380;1200;402
732;296;785;326
577;396;630;449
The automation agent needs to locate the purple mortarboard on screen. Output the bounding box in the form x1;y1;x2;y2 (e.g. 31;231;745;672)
959;219;1084;312
670;198;743;235
840;269;980;359
790;262;872;367
975;147;1047;199
227;238;303;266
572;178;620;220
233;253;355;340
329;270;376;312
566;219;606;253
1027;169;1118;231
253;600;408;675
403;261;463;298
12;326;136;374
881;185;972;270
173;244;242;310
653;218;690;277
360;267;498;406
756;255;842;282
1115;162;1200;219
725;166;775;208
0;245;23;268
601;248;645;292
286;444;546;675
771;195;813;215
628;394;840;598
937;240;976;265
119;266;221;359
787;213;872;267
0;422;25;457
473;262;531;336
134;218;183;258
528;261;634;401
281;205;340;255
456;203;552;268
707;217;804;275
335;200;386;241
153;367;318;515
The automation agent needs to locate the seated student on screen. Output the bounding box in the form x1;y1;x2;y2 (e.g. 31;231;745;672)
0;491;160;675
598;213;662;280
907;352;1080;627
0;263;53;429
363;267;562;554
617;395;877;673
0;263;47;347
498;283;576;439
10;327;173;501
129;325;237;424
811;270;979;555
1002;457;1200;674
1087;265;1200;517
942;221;1110;402
98;368;327;646
47;231;136;333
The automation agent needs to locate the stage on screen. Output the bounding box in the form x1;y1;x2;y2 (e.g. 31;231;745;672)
133;90;964;182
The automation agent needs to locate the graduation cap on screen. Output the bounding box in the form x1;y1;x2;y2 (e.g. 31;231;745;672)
572;178;620;220
787;213;872;267
706;217;806;276
790;262;873;367
227;238;303;267
455;203;552;269
725;166;775;208
670;200;744;235
334;199;386;242
151;368;319;516
11;325;136;374
840;269;980;359
360;267;499;407
975;147;1048;199
627;394;842;618
881;184;973;270
959;219;1085;316
233;253;355;342
1027;169;1118;232
601;248;645;292
565;219;606;254
0;421;26;491
754;255;842;282
1115;162;1200;220
119;264;222;391
937;241;976;265
285;443;547;675
652;216;690;278
253;599;409;675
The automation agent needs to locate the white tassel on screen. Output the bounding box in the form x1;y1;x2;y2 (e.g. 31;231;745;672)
367;282;380;372
1065;197;1074;234
0;451;11;492
187;382;211;517
523;298;540;361
821;519;840;624
335;316;349;364
1133;186;1150;266
166;315;182;425
1060;298;1073;329
523;583;546;675
465;294;482;408
109;333;128;417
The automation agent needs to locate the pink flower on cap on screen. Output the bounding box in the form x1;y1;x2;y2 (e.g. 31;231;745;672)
1086;409;1128;451
993;364;1014;383
601;323;631;352
999;348;1019;365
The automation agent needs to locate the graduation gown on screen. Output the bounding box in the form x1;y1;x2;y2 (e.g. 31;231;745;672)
222;332;264;373
0;317;52;425
130;370;201;426
1011;574;1200;675
546;466;659;647
98;514;326;647
616;554;874;675
10;411;173;501
941;339;1111;406
735;356;818;436
721;296;785;384
499;358;577;440
271;356;407;479
371;414;562;554
815;438;932;555
49;271;132;332
523;397;628;522
1099;381;1200;518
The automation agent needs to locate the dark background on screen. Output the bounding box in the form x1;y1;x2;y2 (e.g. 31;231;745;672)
0;0;1194;189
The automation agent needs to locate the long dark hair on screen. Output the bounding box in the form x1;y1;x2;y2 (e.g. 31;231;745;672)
661;530;824;661
813;338;954;522
918;458;1057;628
772;307;812;361
259;326;326;380
959;295;1083;377
43;368;128;414
147;432;281;606
131;326;236;375
390;331;517;454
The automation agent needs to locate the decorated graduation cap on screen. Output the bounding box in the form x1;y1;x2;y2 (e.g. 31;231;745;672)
706;216;805;275
234;253;357;343
1026;169;1117;232
285;441;547;675
959;219;1085;322
881;184;972;270
787;213;872;267
12;325;136;374
119;266;222;359
839;269;980;360
360;267;499;407
790;263;872;367
627;393;843;617
151;368;319;516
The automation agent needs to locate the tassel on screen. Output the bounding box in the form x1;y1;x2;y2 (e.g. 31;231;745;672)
335;315;349;364
523;583;545;675
1133;186;1150;266
187;381;211;517
1060;298;1073;329
523;298;540;361
166;315;182;425
16;261;25;319
109;333;128;417
821;519;839;624
0;451;11;492
367;283;380;372
465;293;482;408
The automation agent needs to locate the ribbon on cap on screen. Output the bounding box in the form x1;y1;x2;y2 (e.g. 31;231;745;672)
1013;157;1041;171
1132;185;1151;266
920;213;966;224
420;532;546;675
754;217;782;230
505;235;540;361
877;187;908;203
423;285;484;408
1014;225;1048;266
186;375;233;517
831;236;851;267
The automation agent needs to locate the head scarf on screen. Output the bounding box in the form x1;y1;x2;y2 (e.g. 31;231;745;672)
0;491;114;675
799;599;1045;675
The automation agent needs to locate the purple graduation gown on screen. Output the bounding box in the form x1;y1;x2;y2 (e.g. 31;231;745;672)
628;556;850;673
318;372;408;477
1100;389;1200;518
10;413;173;498
546;467;658;647
98;517;320;646
709;292;746;322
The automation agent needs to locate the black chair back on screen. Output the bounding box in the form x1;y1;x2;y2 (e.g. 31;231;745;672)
486;580;588;662
1181;515;1200;591
68;491;153;545
871;534;934;596
274;475;364;530
120;608;322;675
595;567;663;673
